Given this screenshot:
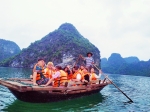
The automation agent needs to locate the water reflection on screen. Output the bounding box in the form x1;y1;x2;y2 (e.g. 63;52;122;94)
2;93;105;112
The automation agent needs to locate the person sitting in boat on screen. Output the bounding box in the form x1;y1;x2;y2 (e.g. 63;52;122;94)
67;65;82;86
71;67;89;86
71;66;83;82
79;52;94;72
33;58;49;86
44;66;68;87
30;63;39;79
89;67;102;81
79;64;85;73
63;65;72;80
44;62;55;79
81;67;90;83
71;66;76;74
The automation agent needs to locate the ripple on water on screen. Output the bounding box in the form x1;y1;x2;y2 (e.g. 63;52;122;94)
0;85;16;111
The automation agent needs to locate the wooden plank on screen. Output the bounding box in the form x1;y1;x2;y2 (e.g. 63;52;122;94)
0;78;108;94
20;81;33;84
0;81;19;89
90;80;100;84
90;84;106;88
68;81;85;85
67;86;87;91
24;83;107;92
49;92;65;95
67;90;81;94
0;80;27;92
24;86;33;91
9;78;32;81
80;90;88;93
31;86;67;91
86;88;92;91
0;79;33;92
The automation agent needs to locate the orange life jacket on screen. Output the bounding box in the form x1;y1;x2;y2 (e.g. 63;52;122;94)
59;70;68;86
44;68;50;78
90;73;97;80
53;77;60;87
44;68;54;79
36;67;46;81
72;71;80;80
67;73;73;80
78;69;83;74
65;71;72;80
72;70;85;85
81;72;90;81
53;70;68;87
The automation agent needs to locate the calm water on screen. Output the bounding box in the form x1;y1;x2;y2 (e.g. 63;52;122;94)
0;67;150;112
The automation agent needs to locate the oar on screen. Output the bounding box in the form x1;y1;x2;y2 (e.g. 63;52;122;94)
93;64;133;103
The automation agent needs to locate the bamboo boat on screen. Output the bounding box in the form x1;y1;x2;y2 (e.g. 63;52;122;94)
0;78;110;103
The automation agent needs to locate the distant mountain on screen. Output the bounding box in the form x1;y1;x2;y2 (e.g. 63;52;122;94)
124;56;139;63
101;58;108;68
0;23;100;68
125;60;150;76
102;53;127;74
101;53;150;77
0;39;21;62
108;53;126;67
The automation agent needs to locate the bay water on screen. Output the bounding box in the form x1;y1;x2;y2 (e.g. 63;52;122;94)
0;67;150;112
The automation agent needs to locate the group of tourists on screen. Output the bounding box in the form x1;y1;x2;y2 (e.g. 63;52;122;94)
32;52;102;87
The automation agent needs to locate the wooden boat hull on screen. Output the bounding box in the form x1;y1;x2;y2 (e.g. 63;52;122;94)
0;78;109;103
9;87;105;103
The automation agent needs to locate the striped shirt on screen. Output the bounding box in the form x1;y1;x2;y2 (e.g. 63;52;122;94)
85;57;94;67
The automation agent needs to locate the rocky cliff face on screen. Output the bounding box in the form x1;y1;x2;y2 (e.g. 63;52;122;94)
0;39;21;62
3;23;100;68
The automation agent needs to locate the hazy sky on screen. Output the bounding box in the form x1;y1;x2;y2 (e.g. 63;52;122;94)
0;0;150;61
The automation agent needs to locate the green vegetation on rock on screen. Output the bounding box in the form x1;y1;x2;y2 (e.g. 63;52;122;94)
1;23;100;68
0;39;21;63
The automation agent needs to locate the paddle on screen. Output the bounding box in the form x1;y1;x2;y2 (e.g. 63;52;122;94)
93;64;133;103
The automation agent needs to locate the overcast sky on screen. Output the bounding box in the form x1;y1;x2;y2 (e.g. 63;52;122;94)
0;0;150;61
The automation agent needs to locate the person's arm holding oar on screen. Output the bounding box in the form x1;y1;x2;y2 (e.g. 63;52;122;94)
93;64;133;103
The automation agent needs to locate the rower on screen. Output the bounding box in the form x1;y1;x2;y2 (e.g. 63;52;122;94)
79;52;94;72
